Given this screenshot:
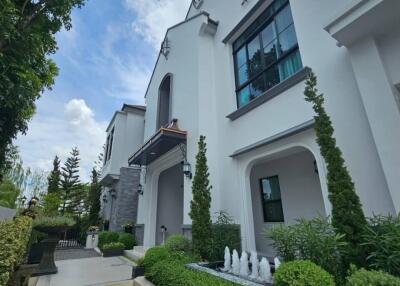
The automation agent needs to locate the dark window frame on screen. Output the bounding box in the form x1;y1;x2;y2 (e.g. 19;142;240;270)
259;175;284;223
233;0;301;108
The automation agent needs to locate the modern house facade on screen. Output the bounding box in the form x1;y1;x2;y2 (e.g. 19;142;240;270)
100;104;145;234
103;0;400;257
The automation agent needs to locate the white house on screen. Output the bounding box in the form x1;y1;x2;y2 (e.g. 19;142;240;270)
103;0;400;257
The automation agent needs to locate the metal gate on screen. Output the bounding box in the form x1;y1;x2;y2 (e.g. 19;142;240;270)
56;227;82;249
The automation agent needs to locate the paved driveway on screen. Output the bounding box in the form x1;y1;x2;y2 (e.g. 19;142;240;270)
36;256;133;286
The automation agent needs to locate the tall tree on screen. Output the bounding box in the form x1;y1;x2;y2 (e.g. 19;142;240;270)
0;0;85;177
0;144;19;182
88;168;101;226
60;147;80;215
189;135;212;259
47;156;61;194
304;71;366;264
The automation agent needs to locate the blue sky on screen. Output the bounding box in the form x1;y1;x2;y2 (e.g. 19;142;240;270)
15;0;191;181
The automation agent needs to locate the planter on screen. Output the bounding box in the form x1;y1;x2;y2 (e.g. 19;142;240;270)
32;225;71;276
27;243;44;264
132;265;145;279
102;248;124;257
9;264;39;286
124;226;134;234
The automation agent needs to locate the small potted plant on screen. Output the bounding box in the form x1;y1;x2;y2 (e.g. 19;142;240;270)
32;216;75;276
132;257;145;279
102;242;125;257
122;221;135;234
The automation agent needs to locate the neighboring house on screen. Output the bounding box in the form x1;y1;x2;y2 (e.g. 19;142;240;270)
0;206;16;221
107;0;400;257
100;104;145;234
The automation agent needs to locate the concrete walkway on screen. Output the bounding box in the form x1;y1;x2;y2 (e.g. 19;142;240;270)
36;256;134;286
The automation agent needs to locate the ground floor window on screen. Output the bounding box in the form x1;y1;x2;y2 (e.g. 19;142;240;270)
260;175;284;222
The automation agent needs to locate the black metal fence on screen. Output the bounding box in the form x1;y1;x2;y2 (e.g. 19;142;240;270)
56;228;82;249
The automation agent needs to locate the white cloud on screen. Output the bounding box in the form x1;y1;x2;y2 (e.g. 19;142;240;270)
124;0;191;50
15;97;107;182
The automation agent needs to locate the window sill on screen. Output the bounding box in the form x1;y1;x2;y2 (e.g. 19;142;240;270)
226;67;311;121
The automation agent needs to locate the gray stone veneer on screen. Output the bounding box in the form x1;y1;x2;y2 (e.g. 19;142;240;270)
134;224;145;246
102;167;141;232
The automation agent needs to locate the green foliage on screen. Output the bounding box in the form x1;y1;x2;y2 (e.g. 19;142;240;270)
0;180;20;209
102;242;125;251
304;71;366;264
0;0;85;175
362;214;400;275
98;231;119;249
42;193;62;216
189;135;212;259
273;260;336;286
210;211;241;261
347;267;400;286
33;216;75;227
165;235;191;253
0;216;33;286
118;233;136;250
47;156;61;195
147;259;238;286
142;246;170;270
0;145;19;182
268;217;347;282
88;168;101;226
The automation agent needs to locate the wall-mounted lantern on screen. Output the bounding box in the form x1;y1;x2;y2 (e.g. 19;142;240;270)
192;0;203;9
182;161;193;179
137;184;144;196
161;37;170;59
102;194;108;203
109;189;117;199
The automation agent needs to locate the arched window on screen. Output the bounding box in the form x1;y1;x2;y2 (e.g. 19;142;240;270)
157;74;172;129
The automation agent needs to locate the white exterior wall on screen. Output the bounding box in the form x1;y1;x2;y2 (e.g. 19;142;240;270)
136;0;398;249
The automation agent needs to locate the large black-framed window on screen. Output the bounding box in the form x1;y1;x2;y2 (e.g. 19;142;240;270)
260;176;284;222
233;0;302;108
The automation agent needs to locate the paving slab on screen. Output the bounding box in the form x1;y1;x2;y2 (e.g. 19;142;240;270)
36;256;133;286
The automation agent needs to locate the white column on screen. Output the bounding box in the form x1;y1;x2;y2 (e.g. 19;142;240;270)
349;37;400;213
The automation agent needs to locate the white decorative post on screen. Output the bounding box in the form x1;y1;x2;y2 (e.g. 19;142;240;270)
249;251;259;280
239;251;250;277
231;250;240;275
223;247;231;272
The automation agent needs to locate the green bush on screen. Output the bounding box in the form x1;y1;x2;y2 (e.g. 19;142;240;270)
98;231;119;249
33;216;75;228
102;242;125;251
147;259;238;286
362;214;400;276
0;216;33;286
210;211;241;261
118;233;136;250
142;246;170;270
268;217;347;282
274;260;335;286
347;268;400;286
165;235;191;253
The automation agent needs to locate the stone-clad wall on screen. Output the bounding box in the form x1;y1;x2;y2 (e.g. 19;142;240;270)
109;167;141;232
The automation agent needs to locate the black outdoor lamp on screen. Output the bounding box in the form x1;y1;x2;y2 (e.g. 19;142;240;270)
109;189;117;199
102;194;108;203
28;196;39;208
182;161;192;179
137;184;143;196
19;195;27;206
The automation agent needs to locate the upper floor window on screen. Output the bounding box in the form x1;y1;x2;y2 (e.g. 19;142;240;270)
157;74;172;130
104;127;114;163
233;0;302;108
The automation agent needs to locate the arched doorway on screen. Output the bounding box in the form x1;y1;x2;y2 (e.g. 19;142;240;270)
249;147;326;256
155;163;184;245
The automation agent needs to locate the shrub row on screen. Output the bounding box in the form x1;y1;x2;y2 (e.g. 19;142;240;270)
102;242;125;251
0;216;33;286
143;246;238;286
98;231;136;250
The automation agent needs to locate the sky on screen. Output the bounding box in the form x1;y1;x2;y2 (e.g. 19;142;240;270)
15;0;192;182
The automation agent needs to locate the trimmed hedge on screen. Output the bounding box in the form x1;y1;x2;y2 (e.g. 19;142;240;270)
102;242;125;251
118;233;136;250
142;246;170;270
98;231;119;249
147;259;238;286
0;216;33;286
273;260;336;286
165;235;191;253
210;223;241;261
347;268;400;286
